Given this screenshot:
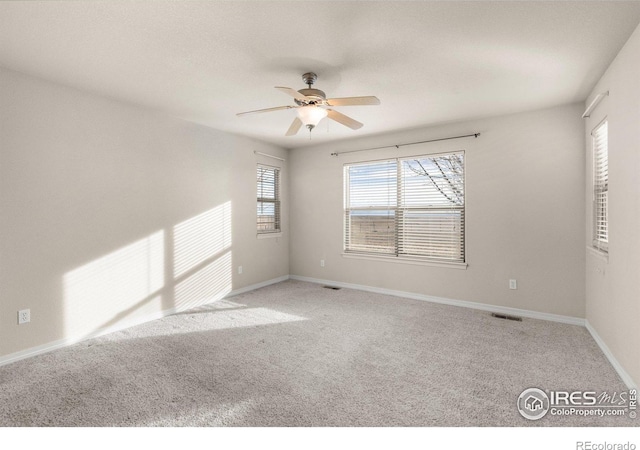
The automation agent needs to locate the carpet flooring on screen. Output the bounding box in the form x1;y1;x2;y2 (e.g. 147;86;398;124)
0;280;633;427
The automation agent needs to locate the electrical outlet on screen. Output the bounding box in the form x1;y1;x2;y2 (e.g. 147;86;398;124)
320;259;325;267
509;279;517;290
18;309;30;325
238;266;243;275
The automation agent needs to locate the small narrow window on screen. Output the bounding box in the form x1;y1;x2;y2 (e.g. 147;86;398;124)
592;119;608;253
257;165;281;234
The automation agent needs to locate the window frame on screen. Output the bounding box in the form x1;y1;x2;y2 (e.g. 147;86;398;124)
343;151;466;265
256;164;281;236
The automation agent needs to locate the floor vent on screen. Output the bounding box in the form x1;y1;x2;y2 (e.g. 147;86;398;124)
491;312;522;322
323;286;341;290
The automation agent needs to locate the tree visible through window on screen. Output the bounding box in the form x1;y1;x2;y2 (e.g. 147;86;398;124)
257;165;280;234
344;152;465;263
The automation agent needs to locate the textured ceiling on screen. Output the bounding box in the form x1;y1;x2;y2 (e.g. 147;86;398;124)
1;1;639;148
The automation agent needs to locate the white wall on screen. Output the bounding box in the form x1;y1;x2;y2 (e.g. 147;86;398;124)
0;67;289;359
290;104;586;318
584;23;640;387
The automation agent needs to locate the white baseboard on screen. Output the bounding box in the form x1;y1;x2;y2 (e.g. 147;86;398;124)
0;337;73;369
0;307;181;368
290;275;585;326
0;275;290;368
586;320;637;390
227;275;290;297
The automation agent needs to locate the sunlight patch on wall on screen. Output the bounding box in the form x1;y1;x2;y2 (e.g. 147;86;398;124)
174;251;232;311
63;231;164;338
173;202;232;278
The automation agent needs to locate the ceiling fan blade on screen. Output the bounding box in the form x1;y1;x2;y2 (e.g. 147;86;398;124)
236;105;295;116
275;86;310;102
326;96;381;106
285;117;303;136
327;109;363;130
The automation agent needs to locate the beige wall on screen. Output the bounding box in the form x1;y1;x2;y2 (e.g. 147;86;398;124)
584;23;640;387
290;104;586;318
0;67;289;359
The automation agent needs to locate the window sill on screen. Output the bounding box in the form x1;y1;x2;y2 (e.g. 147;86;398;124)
587;246;609;263
257;232;282;240
341;252;468;270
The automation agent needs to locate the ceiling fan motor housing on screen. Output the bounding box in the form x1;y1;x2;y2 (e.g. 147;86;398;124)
295;72;326;105
295;88;326;106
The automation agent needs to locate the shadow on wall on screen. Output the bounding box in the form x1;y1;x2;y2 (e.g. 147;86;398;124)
62;201;233;340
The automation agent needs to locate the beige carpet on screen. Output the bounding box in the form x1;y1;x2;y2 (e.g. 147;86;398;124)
0;280;633;426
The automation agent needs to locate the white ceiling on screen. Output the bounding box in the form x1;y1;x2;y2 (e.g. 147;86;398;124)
1;1;639;148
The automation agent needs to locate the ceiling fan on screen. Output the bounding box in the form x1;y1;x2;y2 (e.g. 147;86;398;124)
236;72;380;136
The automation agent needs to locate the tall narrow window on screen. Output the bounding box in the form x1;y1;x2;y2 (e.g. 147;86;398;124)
257;165;280;234
592;119;608;252
344;152;465;263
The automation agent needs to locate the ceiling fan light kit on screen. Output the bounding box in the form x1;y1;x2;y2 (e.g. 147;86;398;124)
237;72;380;136
297;105;327;131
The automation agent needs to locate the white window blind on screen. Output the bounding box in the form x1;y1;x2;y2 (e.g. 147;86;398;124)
257;165;280;234
592;120;608;252
344;152;465;263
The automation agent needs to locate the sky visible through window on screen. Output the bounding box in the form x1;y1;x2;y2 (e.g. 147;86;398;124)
346;155;464;213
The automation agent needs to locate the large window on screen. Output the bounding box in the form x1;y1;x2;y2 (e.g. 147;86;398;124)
592;119;608;252
344;152;465;263
257;165;281;234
